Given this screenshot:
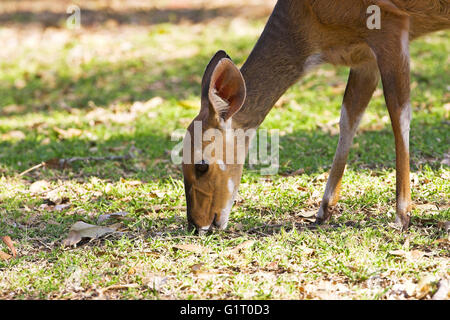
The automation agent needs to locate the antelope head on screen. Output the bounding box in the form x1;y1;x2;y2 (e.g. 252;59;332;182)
182;51;247;232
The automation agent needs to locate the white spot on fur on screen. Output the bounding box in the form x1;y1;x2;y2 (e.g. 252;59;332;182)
399;103;411;151
227;179;234;194
320;104;364;205
397;199;409;213
216;159;226;171
199;224;211;231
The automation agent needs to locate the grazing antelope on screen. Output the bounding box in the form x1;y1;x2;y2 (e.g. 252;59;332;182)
182;0;450;232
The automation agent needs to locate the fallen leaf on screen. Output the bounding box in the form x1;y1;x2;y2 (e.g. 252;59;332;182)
190;263;204;274
29;180;51;194
415;203;438;212
433;238;449;245
173;244;212;254
432;279;450;300
97;211;129;224
98;283;140;296
46;189;69;205
300;247;315;256
1;130;26;141
53;127;83;139
226;240;255;255
54;203;71;211
144;275;168;292
280;168;305;176
410;250;426;261
149;191;165;198
0;251;12;261
297;210;317;218
266;261;279;271
62;221;116;247
416;275;436;299
2;236;17;257
389;249;408;257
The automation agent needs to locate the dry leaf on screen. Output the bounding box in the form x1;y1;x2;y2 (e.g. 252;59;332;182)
280;168;305;176
173;244;212;254
53;127;83;139
389;249;408;257
1;130;26;141
98;283;140;295
297;210;317;218
54;203;71;211
410;250;426;261
416;275;436;299
266;261;279;271
149;191;165;198
97;211;129;224
226;240;255;255
2;236;17;257
432;279;450;300
0;251;12;261
301;247;315;256
145;275;168;292
190;263;204;274
62;221;116;246
415;203;438;212
29;180;51;194
389;249;427;261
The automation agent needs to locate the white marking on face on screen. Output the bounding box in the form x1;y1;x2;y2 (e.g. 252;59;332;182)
217;198;233;230
216;159;226;171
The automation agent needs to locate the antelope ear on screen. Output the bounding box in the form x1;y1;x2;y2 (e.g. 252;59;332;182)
201;50;230;98
207;58;246;122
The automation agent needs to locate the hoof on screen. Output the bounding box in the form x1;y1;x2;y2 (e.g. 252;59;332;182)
315;206;331;225
394;213;411;231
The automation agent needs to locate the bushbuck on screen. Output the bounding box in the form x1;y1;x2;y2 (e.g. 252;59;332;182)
181;0;450;232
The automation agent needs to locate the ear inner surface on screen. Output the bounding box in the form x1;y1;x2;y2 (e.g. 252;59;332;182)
201;50;231;98
208;58;246;121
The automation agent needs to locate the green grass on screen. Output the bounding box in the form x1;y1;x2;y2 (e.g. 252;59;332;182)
0;1;449;300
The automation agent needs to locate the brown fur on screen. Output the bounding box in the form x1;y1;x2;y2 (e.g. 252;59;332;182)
183;0;450;231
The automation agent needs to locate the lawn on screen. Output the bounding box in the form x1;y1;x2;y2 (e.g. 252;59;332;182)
0;0;448;300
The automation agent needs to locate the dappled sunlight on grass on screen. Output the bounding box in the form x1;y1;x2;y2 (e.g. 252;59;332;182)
0;0;448;300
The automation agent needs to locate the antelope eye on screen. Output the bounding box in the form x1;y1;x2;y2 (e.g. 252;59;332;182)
195;160;209;174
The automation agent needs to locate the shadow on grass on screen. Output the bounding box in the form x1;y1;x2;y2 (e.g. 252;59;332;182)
1;113;447;181
0;5;272;28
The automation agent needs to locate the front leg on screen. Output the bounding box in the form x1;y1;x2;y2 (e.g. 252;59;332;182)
317;62;380;223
